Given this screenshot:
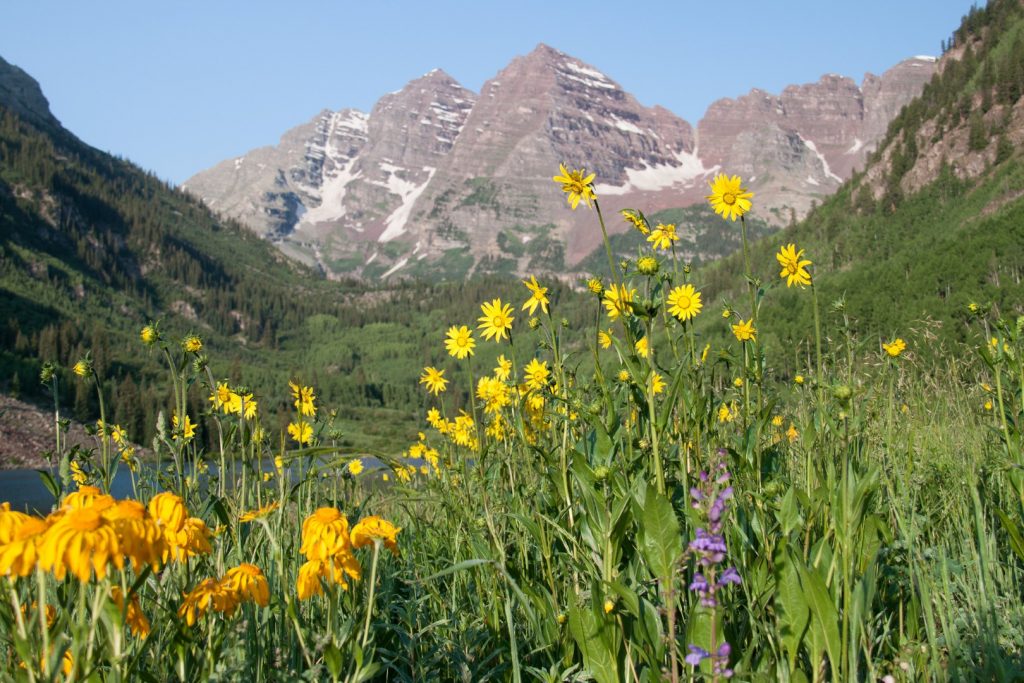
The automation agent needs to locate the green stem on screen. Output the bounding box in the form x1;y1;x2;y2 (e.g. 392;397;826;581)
360;541;382;648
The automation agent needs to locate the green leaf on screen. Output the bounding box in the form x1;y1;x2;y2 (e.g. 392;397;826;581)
798;561;841;676
996;508;1024;563
568;603;620;683
638;484;682;580
774;545;810;672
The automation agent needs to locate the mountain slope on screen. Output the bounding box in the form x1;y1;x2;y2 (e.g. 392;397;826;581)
185;45;936;280
696;0;1024;362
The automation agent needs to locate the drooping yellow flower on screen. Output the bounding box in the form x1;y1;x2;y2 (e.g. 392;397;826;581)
731;319;756;342
296;557;355;598
38;507;119;582
222;563;270;607
171;413;196;441
300;507;352;561
419;367;448;395
621;208;649;235
478;299;514;342
444;325;476;359
649;372;666;395
347;459;365;476
239;502;279;523
493;355;512;381
182;335;203;353
350;516;401;557
288;420;312;445
63;485;114;512
602;284;636;321
240;394;258;420
111;587;151;638
553;163;597;210
666;283;703;322
522;275;550;316
647;223;679;251
718;403;736;423
103;499;164;571
140;324;158;345
635;336;650;359
0;513;47;577
178;578;239;626
597;329;613;349
776;244;812;288
882;338;906;358
707;173;754;221
523;358;550;391
587;278;604;295
164;517;212;563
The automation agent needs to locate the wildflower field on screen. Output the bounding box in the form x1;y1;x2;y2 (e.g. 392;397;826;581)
2;167;1023;683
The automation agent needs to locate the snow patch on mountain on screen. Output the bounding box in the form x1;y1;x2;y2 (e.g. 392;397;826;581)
802;138;842;182
379;167;436;242
594;150;711;196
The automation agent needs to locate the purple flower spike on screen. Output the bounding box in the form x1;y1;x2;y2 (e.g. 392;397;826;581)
718;567;742;586
689;573;709;593
685;645;709;667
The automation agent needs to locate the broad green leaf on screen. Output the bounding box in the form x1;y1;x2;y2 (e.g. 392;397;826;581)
798;561;841;676
568;603;621;683
638;484;682;580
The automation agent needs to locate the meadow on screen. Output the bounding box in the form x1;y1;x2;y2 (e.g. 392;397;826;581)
1;167;1022;683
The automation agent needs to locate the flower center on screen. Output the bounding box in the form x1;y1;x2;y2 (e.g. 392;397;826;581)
679;295;691;309
492;316;504;327
723;192;736;205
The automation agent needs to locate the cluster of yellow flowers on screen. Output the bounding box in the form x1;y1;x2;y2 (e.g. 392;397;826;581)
427;408;478;450
209;381;259;420
287;381;318;445
97;419;137;469
179;563;269;626
0;486;212;584
295;509;399;600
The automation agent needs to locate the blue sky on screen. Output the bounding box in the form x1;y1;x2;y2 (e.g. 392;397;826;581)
2;1;973;184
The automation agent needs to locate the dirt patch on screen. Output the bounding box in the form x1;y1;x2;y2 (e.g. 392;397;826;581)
0;394;97;470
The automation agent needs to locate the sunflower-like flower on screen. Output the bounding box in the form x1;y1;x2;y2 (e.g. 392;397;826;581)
38;507;120;582
476;376;512;415
288;420;313;445
602;284;636;321
478;299;514;342
776;244;812;288
587;278;604;295
222;563;270;607
140;324;158;345
553;163;596;210
148;492;187;533
636;256;659;275
347;459;365;476
493;355;512;381
444;325;476;359
883;338;906;358
649;372;666;395
598;329;613;349
731;319;756;342
171;414;196;441
419;367;448;395
182;335;203;353
209;382;233;413
350;516;401;557
522;276;550;316
111;587;151;638
63;485;114;512
72;359;92;378
621;208;649;235
523;358;550;391
178;578;239;626
296;557;357;599
289;381;317;417
635;336;650;359
647;223;679;251
667;284;703;322
239;501;279;523
164;517;212;563
707;174;754;221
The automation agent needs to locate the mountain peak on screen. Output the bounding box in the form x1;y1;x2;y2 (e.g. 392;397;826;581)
0;56;59;130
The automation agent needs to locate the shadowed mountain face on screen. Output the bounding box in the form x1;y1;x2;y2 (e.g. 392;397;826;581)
184;44;936;281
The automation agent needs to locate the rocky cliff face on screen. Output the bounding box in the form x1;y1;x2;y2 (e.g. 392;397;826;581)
185;45;936;279
0;56;60;131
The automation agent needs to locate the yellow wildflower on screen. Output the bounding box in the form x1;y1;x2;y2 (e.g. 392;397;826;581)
444;325;476;359
419;366;448;395
776;244;812;288
478;298;514;342
553;163;597;210
732;319;756;342
522;275;550;316
647;223;678;251
667;284;702;321
707;173;754;221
